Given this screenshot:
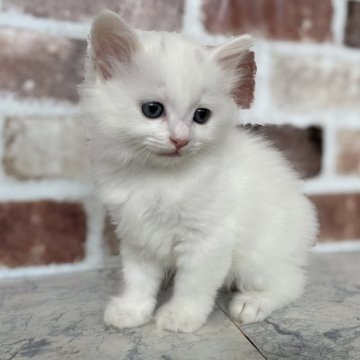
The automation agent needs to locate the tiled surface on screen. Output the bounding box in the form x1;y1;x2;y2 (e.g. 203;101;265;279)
0;269;262;360
1;253;359;359
218;253;360;360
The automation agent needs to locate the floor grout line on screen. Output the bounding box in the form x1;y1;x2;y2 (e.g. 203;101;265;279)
216;299;268;360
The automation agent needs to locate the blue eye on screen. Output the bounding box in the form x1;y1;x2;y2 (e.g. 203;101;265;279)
193;108;211;124
142;102;164;119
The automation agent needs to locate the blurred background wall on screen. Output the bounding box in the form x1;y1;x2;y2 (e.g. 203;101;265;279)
0;0;359;277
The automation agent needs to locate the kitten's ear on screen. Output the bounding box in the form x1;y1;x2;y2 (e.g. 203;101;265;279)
89;10;141;80
211;35;254;73
211;35;256;108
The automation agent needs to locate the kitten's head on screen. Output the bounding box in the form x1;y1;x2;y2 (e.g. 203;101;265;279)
81;11;254;168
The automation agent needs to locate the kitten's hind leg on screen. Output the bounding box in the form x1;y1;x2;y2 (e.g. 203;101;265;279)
230;291;283;323
229;265;306;324
104;246;163;329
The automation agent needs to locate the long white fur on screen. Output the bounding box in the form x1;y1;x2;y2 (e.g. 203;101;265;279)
80;11;318;333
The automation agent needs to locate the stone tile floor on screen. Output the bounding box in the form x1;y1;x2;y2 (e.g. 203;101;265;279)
0;253;359;360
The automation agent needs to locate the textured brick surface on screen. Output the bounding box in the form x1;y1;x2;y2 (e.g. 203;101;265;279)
242;124;322;178
271;54;360;112
345;1;360;48
3;117;88;180
0;28;85;102
202;0;333;42
0;201;86;267
3;0;184;31
336;130;360;175
310;194;360;241
103;215;120;256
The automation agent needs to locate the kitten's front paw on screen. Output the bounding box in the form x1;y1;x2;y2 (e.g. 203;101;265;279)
229;292;276;324
155;303;206;333
104;296;154;329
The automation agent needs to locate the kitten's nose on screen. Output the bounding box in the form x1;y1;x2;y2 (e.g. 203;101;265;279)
170;137;189;150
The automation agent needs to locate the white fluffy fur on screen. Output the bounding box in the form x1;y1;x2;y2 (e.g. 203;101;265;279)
80;11;318;333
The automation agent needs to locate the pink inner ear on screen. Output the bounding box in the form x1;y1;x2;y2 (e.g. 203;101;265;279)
206;46;256;109
97;60;112;80
234;50;256;109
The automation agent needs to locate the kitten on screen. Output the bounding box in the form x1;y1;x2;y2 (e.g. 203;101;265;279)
80;10;318;333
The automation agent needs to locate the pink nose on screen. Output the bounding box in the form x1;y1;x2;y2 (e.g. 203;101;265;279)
170;137;189;150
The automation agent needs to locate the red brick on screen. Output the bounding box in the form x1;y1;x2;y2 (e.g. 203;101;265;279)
271;53;360;112
0;28;85;102
3;0;184;31
202;0;333;42
345;1;360;48
242;124;322;178
336;130;360;175
103;215;120;256
310;194;360;241
0;201;86;267
3;116;88;180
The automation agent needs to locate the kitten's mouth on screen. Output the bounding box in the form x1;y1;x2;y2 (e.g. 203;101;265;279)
158;150;181;157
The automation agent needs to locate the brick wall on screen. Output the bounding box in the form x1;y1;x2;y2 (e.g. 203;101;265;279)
0;0;359;276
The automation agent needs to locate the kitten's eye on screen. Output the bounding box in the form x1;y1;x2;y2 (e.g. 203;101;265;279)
142;101;164;119
193;108;211;124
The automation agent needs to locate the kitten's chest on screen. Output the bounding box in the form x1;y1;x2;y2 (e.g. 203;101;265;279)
117;182;189;258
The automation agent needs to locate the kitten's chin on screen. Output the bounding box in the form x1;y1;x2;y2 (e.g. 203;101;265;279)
144;149;192;167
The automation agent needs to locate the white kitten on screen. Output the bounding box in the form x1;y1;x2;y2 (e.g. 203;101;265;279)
80;11;318;333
